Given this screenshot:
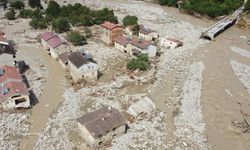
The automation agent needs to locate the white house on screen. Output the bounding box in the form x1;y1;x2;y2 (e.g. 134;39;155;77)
68;52;99;82
77;107;127;147
114;36;130;53
160;37;183;49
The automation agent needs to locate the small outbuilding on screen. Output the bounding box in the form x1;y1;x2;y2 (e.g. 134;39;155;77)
114;35;131;53
128;38;157;57
77;107;127;147
139;25;159;41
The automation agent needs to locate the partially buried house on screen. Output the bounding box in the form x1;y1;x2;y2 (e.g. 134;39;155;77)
68;51;99;82
77;107;127;147
0;65;30;110
40;32;70;59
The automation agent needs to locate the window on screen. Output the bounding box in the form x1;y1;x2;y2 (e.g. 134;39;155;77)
15;98;26;105
11;95;21;98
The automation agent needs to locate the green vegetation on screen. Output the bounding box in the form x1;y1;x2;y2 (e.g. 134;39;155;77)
245;0;250;11
127;54;150;71
28;0;41;8
52;17;70;33
67;31;87;46
5;9;16;20
10;0;25;10
159;0;244;17
20;9;35;18
46;0;61;18
122;15;138;27
29;17;47;29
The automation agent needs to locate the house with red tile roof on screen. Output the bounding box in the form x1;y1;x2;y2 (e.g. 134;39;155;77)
0;65;30;110
77;107;127;147
100;21;124;45
114;36;131;53
40;32;70;59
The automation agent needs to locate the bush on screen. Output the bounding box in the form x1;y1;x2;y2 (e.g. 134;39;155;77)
122;15;138;27
67;31;87;46
127;53;150;71
245;0;250;11
52;17;70;33
29;17;47;29
10;0;25;10
20;9;34;18
46;0;61;18
28;0;41;8
159;0;176;6
5;9;16;20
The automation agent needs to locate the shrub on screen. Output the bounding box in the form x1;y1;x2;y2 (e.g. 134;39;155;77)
10;0;25;10
122;15;138;27
20;9;34;18
46;0;61;18
28;0;41;8
67;31;87;46
52;17;70;33
29;17;47;29
5;9;16;20
127;53;150;71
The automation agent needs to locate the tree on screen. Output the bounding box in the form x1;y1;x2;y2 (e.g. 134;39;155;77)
5;9;16;20
245;0;250;11
67;31;87;46
122;15;138;27
29;17;47;29
10;0;25;10
28;0;41;8
127;53;150;71
20;9;34;18
46;0;61;17
52;17;70;33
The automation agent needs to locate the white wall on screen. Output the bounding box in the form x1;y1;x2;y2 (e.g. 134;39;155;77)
1;95;30;110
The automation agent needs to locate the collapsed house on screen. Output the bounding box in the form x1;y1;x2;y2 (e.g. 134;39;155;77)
40;32;70;59
100;21;124;45
0;36;16;57
0;65;30;110
114;36;157;57
160;37;183;49
77;107;127;147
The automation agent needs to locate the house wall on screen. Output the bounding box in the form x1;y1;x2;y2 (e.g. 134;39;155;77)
141;45;156;57
114;42;127;53
78;123;126;147
49;44;70;60
59;60;68;70
1;94;30;110
125;27;133;36
139;32;159;41
111;28;124;44
41;39;49;49
101;27;124;45
69;61;98;82
160;39;178;49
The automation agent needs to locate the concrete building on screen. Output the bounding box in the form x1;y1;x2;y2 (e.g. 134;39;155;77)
40;32;70;59
114;36;130;53
128;38;157;57
68;52;98;82
100;21;124;45
77;107;127;147
58;52;72;69
160;37;183;49
0;66;30;110
139;25;159;41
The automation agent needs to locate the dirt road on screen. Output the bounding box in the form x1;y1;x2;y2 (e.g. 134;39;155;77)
19;47;65;150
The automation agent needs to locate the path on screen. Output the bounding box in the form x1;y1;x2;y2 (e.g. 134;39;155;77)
19;47;65;150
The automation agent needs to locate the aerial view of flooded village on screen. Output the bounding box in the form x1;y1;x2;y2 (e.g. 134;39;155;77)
0;0;250;150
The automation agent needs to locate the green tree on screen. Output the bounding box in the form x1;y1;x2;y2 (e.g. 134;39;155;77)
159;0;176;6
20;9;34;18
67;31;87;46
52;17;70;33
46;0;61;18
5;9;16;20
245;0;250;11
29;17;47;29
122;15;138;27
10;0;25;10
127;53;150;71
28;0;41;8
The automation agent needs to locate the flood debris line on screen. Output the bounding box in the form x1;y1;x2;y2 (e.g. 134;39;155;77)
174;62;210;150
230;59;250;93
231;47;250;59
0;112;30;150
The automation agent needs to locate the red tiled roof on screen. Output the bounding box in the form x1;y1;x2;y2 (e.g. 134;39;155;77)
0;81;29;102
101;21;122;30
0;66;22;84
130;38;152;49
114;36;130;46
47;36;64;49
77;107;126;138
40;32;56;41
59;52;72;64
139;25;155;35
